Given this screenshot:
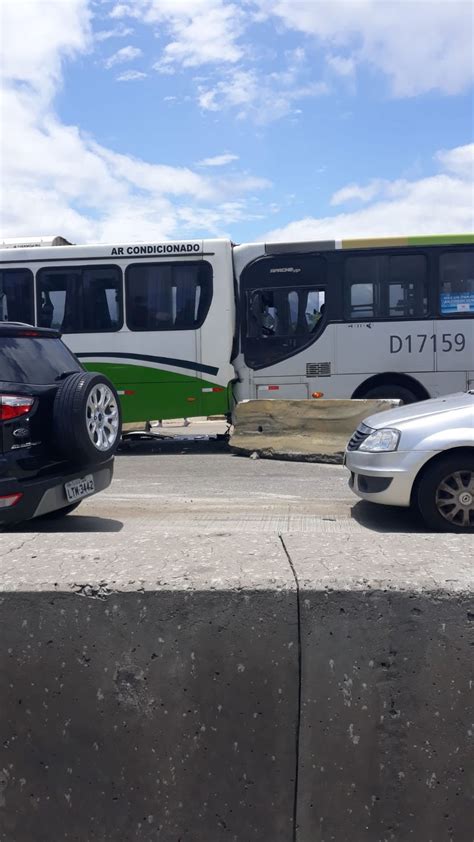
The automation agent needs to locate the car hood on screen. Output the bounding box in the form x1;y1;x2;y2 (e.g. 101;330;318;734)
363;391;474;430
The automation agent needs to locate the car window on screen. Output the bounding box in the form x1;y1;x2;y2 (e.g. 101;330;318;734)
0;337;82;384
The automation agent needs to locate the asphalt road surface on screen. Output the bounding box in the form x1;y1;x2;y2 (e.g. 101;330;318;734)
2;421;472;595
9;424;433;537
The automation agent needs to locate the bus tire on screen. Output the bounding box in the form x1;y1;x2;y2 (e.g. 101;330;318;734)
360;384;419;405
54;372;122;464
416;454;474;533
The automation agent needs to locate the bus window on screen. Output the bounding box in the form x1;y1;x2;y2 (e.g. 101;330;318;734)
83;267;122;330
439;251;474;315
350;283;374;318
125;261;212;331
305;290;324;330
37;270;77;330
241;252;327;369
0;269;34;324
345;253;427;319
37;266;122;332
345;256;380;318
245;285;326;368
248;287;325;338
388;254;427;317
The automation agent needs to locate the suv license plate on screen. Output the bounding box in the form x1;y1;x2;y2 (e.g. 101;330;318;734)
65;474;95;502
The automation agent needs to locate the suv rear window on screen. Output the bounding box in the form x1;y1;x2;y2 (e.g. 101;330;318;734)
0;337;82;384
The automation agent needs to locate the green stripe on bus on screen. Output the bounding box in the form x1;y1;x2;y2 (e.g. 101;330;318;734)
341;233;474;249
407;234;474;245
82;361;231;423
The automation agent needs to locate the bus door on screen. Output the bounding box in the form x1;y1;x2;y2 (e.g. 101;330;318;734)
434;248;474;392
120;259;212;421
238;250;331;399
120;243;235;423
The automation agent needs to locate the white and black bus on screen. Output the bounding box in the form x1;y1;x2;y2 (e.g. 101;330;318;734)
1;233;472;422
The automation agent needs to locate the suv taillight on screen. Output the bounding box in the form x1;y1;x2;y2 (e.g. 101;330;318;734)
0;395;34;421
0;493;23;508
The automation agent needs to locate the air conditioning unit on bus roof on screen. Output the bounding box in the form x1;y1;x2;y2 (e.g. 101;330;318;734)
0;235;73;248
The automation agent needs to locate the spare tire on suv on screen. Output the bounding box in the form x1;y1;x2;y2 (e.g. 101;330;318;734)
53;372;122;463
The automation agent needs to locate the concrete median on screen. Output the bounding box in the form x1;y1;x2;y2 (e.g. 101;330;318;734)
230;398;399;463
0;529;472;841
283;533;474;842
0;533;298;842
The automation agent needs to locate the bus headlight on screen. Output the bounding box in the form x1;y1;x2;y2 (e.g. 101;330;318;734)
359;428;400;452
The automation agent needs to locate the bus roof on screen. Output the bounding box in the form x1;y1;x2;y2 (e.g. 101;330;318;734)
0;232;472;259
264;233;474;254
0;235;73;248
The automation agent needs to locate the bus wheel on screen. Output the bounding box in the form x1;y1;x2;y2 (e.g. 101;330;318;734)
360;384;419;405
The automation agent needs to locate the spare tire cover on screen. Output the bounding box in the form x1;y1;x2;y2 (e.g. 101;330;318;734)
53;371;122;463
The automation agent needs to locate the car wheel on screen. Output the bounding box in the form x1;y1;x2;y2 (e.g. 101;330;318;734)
416;455;474;533
54;372;122;463
38;502;82;519
361;384;419;405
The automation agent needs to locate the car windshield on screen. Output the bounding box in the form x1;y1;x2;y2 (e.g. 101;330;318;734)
0;336;82;384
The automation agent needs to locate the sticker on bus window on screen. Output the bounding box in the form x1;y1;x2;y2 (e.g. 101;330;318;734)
440;292;474;314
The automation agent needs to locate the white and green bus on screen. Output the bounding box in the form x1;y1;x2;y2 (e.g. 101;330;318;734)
0;233;473;422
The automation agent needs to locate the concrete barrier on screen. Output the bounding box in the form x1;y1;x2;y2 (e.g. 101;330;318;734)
230;399;399;463
0;534;299;842
0;531;472;841
283;533;474;842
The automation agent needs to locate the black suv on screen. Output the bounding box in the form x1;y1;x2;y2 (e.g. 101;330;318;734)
0;323;122;525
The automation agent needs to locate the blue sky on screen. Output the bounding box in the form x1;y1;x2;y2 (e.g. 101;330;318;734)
1;0;473;244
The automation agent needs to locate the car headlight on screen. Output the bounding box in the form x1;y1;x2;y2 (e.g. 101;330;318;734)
359;428;400;452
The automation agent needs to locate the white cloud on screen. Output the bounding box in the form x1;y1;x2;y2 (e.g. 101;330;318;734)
436;144;474;178
2;0;471;249
263;144;474;242
197;67;328;123
0;0;92;100
105;0;474;126
176;199;265;236
198;153;240;167
331;180;385;205
326;54;355;78
111;0;244;70
256;0;474;96
109;3;135;17
104;45;142;69
0;0;271;243
116;70;148;81
95;24;134;41
1;88;270;241
109;2;329;120
155;5;244;70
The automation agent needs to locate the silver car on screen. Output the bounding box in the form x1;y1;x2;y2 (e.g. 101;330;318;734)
345;391;474;533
